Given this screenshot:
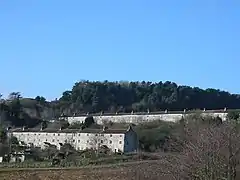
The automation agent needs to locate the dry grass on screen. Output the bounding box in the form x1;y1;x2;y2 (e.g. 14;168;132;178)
0;160;172;180
2;160;240;180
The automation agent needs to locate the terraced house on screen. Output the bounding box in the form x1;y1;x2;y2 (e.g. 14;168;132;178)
7;125;138;153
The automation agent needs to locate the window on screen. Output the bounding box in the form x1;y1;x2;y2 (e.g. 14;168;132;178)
100;140;103;143
101;134;104;137
119;141;122;144
109;140;112;144
110;134;112;137
34;134;36;135
95;134;98;136
46;139;48;142
46;133;48;135
87;140;89;143
78;140;80;143
52;139;55;142
58;134;60;136
78;134;81;136
53;134;55;136
73;139;75;142
120;135;122;137
87;134;89;136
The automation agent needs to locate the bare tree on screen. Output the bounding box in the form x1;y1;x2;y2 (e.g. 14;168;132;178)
163;117;240;180
88;133;108;155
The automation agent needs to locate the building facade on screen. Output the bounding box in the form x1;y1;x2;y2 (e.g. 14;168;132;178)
8;126;138;153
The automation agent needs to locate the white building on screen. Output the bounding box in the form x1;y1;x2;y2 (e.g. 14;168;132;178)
8;126;138;153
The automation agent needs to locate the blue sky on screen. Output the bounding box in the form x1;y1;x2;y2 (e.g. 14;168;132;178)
0;0;239;100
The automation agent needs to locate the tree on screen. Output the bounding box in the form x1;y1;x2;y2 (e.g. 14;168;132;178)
135;121;173;152
0;125;7;143
8;92;21;100
163;117;240;180
60;143;75;154
83;116;95;128
57;80;240;115
88;133;108;156
45;145;58;160
8;92;22;118
0;94;3;102
68;122;83;129
35;96;46;104
227;111;240;121
10;136;19;145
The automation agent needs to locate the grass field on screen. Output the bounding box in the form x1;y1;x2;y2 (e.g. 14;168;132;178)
2;160;240;180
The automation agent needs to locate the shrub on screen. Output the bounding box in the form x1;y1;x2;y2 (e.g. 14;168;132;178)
135;120;174;152
83;116;95;128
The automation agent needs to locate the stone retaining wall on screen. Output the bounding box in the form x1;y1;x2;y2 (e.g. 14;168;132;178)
66;112;228;125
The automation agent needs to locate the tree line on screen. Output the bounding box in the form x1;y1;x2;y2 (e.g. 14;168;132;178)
2;80;240;120
57;80;240;115
0;92;41;128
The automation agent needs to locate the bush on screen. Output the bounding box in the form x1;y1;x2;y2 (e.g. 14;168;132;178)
135;121;174;152
68;122;83;129
227;111;240;120
83;116;95;128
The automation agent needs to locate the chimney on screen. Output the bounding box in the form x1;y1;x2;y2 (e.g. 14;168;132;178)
59;126;62;131
22;126;25;131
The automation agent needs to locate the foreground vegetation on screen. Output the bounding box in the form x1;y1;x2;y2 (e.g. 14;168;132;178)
1;79;240;179
0;112;240;180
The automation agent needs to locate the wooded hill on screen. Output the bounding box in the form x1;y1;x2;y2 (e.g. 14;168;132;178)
57;80;240;115
1;80;240;127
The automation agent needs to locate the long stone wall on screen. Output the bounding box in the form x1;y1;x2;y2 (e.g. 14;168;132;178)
66;112;228;125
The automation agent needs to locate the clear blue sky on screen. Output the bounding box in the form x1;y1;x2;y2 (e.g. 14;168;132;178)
0;0;239;100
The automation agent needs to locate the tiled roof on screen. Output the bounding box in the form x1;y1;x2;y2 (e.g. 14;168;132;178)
10;127;129;134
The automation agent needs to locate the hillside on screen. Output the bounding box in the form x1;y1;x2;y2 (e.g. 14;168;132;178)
57;80;240;115
2;80;240;123
0;98;54;128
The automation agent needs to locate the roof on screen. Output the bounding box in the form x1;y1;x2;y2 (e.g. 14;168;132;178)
10;127;130;134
